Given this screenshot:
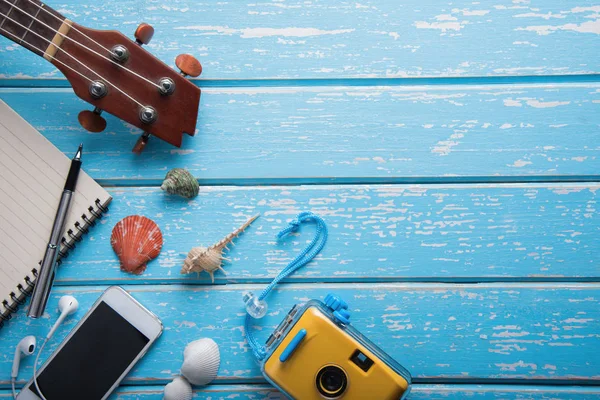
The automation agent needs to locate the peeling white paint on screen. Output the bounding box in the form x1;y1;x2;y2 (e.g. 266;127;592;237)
460;9;490;16
526;99;571;108
174;26;355;38
517;20;600;35
510;160;532;168
504;99;522;107
514;12;566;20
414;21;465;31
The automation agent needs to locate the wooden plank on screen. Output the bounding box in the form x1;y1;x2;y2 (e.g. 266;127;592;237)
4;384;600;399
46;184;600;284
0;0;599;80
1;85;599;183
2;283;600;385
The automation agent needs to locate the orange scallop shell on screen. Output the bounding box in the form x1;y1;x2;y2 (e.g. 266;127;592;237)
110;215;163;275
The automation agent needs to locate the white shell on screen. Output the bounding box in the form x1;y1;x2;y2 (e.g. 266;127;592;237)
181;338;221;386
163;376;192;400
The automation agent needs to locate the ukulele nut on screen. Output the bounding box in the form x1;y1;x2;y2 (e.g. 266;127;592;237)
111;44;130;63
139;106;158;124
89;81;108;99
158;78;176;96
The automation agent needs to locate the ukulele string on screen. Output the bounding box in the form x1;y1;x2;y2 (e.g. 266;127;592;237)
0;0;163;90
0;25;93;84
23;0;117;56
0;11;145;108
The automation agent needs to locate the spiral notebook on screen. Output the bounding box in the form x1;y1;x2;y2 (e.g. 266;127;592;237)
0;100;112;328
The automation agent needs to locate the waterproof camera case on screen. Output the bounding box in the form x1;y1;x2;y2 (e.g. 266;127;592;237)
261;294;411;400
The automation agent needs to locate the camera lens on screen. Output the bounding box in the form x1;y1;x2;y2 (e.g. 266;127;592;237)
316;365;348;398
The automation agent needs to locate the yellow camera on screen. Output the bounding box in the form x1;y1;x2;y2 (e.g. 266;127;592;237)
261;294;411;399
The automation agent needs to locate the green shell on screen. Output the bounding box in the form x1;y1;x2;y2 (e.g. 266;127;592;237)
161;168;199;199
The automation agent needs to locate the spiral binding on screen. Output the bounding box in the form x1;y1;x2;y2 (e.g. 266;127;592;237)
0;198;110;328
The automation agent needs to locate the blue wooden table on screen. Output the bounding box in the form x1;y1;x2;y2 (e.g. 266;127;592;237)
1;0;600;398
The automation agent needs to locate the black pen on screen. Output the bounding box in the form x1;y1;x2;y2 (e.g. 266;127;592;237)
28;144;83;318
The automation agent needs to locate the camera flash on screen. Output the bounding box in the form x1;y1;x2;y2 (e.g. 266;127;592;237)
350;350;374;372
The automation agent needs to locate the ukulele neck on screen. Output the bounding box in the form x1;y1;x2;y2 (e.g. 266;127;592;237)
0;0;66;58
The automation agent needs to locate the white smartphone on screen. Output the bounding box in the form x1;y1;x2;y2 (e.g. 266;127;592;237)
17;286;163;400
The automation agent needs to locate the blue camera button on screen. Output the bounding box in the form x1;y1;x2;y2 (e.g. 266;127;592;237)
333;309;351;325
279;328;307;363
324;293;348;312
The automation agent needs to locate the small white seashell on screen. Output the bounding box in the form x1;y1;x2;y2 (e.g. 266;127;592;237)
181;338;221;386
163;376;192;400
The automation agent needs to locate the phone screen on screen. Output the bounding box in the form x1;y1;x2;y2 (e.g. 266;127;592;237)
29;300;150;400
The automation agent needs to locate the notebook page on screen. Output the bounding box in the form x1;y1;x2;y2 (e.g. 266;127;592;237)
0;100;111;309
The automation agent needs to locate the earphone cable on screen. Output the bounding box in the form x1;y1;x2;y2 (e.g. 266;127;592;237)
33;338;49;400
11;377;17;400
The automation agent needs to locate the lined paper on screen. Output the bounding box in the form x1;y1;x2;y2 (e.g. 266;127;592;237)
0;100;111;313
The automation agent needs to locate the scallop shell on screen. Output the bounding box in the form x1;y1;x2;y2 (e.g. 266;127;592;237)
181;214;259;282
181;338;221;386
111;215;163;275
161;168;199;199
163;376;192;400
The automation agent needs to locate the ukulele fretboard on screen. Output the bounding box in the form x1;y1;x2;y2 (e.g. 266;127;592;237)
0;0;65;57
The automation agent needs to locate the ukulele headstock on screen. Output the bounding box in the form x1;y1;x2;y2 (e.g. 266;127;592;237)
51;21;201;152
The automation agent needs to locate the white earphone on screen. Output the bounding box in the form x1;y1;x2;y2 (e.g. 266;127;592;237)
11;336;36;380
11;335;37;399
46;295;79;340
11;295;79;400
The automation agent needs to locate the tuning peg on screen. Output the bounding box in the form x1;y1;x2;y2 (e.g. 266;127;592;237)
78;108;107;133
134;23;154;45
175;54;202;77
132;132;151;154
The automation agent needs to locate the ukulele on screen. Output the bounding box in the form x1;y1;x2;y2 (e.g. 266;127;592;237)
0;0;202;153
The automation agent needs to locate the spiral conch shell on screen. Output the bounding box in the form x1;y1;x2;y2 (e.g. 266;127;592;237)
111;215;163;275
181;214;259;282
161;168;199;199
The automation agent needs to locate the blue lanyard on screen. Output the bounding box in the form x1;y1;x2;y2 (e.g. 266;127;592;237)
244;212;328;361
